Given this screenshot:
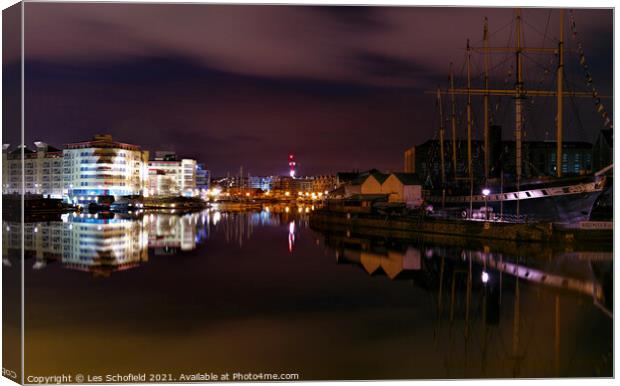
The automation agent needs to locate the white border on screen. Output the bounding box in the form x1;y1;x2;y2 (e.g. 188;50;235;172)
0;1;616;386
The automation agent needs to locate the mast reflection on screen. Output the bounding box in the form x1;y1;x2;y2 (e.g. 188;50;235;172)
320;229;613;377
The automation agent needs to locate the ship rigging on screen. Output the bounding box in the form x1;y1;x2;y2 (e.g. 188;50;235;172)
424;8;612;223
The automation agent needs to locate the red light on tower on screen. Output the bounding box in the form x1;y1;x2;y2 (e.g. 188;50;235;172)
288;154;296;178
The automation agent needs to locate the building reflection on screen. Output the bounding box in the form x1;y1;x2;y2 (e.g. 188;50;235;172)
4;213;149;277
3;205;314;276
336;244;421;279
320;230;613;377
145;212;205;254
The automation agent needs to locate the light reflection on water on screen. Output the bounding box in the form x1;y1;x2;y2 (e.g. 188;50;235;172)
3;205;309;276
3;206;613;379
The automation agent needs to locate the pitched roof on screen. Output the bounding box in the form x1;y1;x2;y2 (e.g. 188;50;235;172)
368;172;389;184
345;170;389;185
390;172;421;185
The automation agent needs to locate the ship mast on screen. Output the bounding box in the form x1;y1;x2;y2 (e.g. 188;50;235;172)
437;87;446;186
556;10;565;177
449;63;458;180
467;39;474;214
515;9;523;216
428;9;608;211
483;17;490;180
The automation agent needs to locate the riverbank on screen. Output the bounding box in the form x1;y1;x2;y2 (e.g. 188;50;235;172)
309;209;612;245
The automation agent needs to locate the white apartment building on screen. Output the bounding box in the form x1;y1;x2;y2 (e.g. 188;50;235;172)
2;142;64;198
2;136;204;202
62;134;149;204
147;154;196;197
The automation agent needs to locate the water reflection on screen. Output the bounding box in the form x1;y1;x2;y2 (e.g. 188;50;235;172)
3;204;312;276
320;230;613;377
10;207;613;378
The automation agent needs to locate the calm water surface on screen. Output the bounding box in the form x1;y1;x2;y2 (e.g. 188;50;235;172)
4;205;613;380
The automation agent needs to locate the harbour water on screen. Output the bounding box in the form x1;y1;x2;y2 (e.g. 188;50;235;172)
3;205;612;379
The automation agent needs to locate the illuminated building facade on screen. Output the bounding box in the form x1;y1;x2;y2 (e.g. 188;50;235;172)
311;175;339;193
2;142;64;198
248;176;273;191
195;163;211;192
147;152;197;197
63;134;149;204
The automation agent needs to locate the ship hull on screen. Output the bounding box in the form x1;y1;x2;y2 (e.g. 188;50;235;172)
425;175;607;223
480;190;602;222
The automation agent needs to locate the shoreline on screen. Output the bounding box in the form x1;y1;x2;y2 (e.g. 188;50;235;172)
309;209;613;246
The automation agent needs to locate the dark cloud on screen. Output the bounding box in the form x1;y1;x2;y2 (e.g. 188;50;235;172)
5;3;612;176
310;6;390;31
355;52;433;79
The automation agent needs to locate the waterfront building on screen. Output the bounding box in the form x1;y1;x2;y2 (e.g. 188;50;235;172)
1;145;8;193
196;163;211;191
330;171;422;207
336;172;361;186
147;152;197;197
330;170;383;198
248;176;273;191
360;172;388;195
63;134;149;205
381;173;422;208
271;176;294;194
516;141;593;177
410;138;594;185
2;142;64;198
411;139;483;184
3;136;210;202
295;177;314;193
268;175;315;195
147;169;178;197
312;175;339;194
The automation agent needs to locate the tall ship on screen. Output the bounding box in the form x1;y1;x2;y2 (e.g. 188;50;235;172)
420;9;613;223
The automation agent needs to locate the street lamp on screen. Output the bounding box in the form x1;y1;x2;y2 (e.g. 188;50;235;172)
482;188;490;220
481;271;489;284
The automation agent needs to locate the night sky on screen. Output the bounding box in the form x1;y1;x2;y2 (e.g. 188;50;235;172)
3;3;613;176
